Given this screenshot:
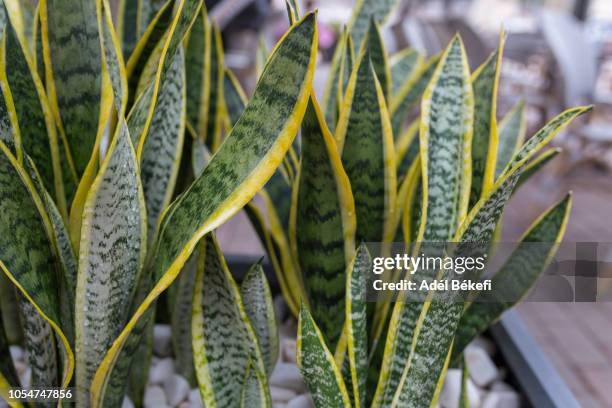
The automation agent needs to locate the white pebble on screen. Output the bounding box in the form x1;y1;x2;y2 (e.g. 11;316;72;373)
490;381;513;392
465;347;498;387
144;386;168;408
270;363;305;392
469;337;496;355
122;396;135;408
163;374;190;406
20;367;31;389
439;369;481;408
13;361;27;376
287;394;314;408
177;402;190;408
481;390;520;408
149;358;175;385
153;325;173;357
282;339;297;363
188;389;203;408
273;404;287;408
9;346;23;362
270;386;297;403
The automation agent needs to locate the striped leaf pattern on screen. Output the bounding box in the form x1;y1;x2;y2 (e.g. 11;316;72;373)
294;97;356;347
40;0;102;176
453;194;571;358
223;68;247;127
348;0;398;53
0;81;17;151
337;48;396;243
495;100;526;178
240;261;279;376
140;46;186;242
91;15;317;401
346;244;370;408
366;19;391;99
75;120;146;406
297;306;351;408
516;148;560;189
322;29;351;129
390;49;422;96
192;234;268;408
184;6;208;131
241;361;270;408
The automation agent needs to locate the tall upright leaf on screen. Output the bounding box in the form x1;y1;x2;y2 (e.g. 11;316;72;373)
322;29;352;129
240;361;270;408
91;14;317;404
192;234;269;408
223;68;247;127
293;97;356;347
347;0;398;53
74;120;146;407
297;306;351;408
116;0;167;59
336;48;396;244
495;100;526;178
365;19;391;99
390;48;422;96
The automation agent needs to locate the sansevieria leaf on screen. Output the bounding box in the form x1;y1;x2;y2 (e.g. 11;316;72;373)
223;68;247;128
0;141;73;390
40;0;102;177
452;194;571;358
322;28;352;129
336;47;396;243
75;119;146;407
91;14;317;404
390;48;422;96
495;100;526;178
365;19;391;99
0;310;18;388
192;234;269;408
347;0;398;54
240;261;279;376
346;244;371;408
116;0;166;59
516;148;560;189
240;360;270;408
293;96;356;347
297;305;351;408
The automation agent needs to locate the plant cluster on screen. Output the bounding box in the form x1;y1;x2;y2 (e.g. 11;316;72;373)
0;0;588;407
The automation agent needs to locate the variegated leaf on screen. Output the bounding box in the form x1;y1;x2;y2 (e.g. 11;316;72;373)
240;361;270;408
91;14;317;404
0;80;17;151
452;194;571;358
365;19;391;99
348;0;398;54
516;148;560;189
240;261;279;376
0;306;18;388
495;100;526;178
40;0;102;176
470;36;504;207
395;120;419;180
322;29;353;129
204;25;224;151
223;68;247;127
297;306;351;408
116;0;167;59
390;48;422;96
346;244;371;408
192;234;268;408
140;45;186;242
293;97;356;347
336;48;396;243
74;120;146;406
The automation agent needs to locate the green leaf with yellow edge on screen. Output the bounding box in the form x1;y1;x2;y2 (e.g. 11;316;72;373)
322;28;352;130
469;33;505;207
223;68;247;128
347;0;399;54
240;261;279;376
390;48;422;96
0;141;73;390
2;5;66;216
336;47;396;244
192;234;270;408
206;25;225;151
297;305;351;408
516;148;560;189
140;45;186;243
292;96;356;347
452;194;571;359
0;73;20;154
240;360;270;408
389;55;439;138
395;120;419;181
90;14;317;405
74;119;146;406
495;100;526;178
39;0;102;177
365;19;391;99
0;309;18;388
346;244;371;408
116;0;167;59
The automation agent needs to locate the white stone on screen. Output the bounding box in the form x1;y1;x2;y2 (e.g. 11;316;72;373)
144;386;168;408
469;336;496;355
490;381;514;392
465;346;499;387
287;394;314;408
270;386;297;403
13;360;27;376
20;367;31;389
188;389;203;408
481;390;520;408
9;346;23;362
163;374;190;406
149;358;175;385
153;325;173;357
122;396;135;408
273;404;287;408
282;339;297;363
177;402;190;408
270;362;305;392
440;369;481;408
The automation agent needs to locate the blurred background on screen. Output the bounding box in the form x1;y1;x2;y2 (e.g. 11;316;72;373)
204;1;612;406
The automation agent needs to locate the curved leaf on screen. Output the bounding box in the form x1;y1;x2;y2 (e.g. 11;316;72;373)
192;234;269;408
322;29;353;129
74;119;146;406
495;100;526;178
292;96;356;347
223;68;247;128
390;48;422;96
240;361;270;408
91;13;317;403
240;261;279;376
297;305;351;408
116;0;166;59
516;148;560;189
336;48;396;243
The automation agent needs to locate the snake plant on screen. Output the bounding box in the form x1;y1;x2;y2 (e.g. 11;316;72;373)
0;0;590;407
